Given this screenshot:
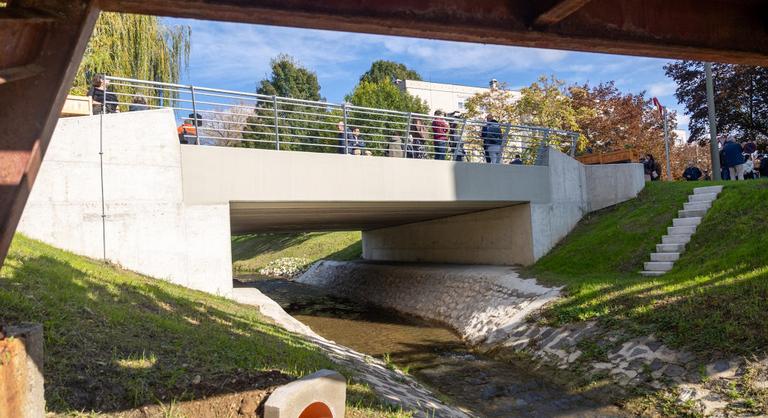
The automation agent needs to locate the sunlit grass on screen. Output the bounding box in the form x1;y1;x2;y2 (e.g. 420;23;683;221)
0;235;408;416
231;231;362;273
529;180;768;356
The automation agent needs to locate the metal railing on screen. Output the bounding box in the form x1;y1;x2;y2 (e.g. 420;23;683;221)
98;75;579;165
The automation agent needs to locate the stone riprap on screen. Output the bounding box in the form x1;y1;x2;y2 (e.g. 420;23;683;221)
230;286;472;418
297;261;561;345
297;261;761;416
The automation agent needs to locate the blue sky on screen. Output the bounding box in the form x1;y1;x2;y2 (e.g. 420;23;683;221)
167;18;690;133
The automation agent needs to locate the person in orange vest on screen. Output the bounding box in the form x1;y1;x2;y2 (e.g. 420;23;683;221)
177;113;201;144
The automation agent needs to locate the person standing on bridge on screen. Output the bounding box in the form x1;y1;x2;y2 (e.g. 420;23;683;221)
431;110;449;160
336;121;352;154
408;119;427;159
88;74;118;115
481;114;503;164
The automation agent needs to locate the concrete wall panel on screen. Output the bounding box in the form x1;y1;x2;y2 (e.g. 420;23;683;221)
363;204;535;265
18;110;233;295
584;163;645;212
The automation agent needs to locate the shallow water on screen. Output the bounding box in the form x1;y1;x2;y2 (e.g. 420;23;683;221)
237;275;625;417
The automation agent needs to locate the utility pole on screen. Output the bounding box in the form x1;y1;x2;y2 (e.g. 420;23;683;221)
705;62;721;180
662;106;672;180
653;97;672;180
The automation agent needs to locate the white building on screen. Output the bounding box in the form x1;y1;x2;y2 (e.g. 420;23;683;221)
397;79;521;115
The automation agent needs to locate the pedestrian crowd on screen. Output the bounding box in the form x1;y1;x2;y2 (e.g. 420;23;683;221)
676;136;767;181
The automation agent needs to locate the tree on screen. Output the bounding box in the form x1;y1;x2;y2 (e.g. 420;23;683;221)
345;80;428;114
71;12;190;99
665;61;768;145
463;81;519;123
515;75;581;131
256;54;323;100
344;63;428;155
244;55;330;151
359;60;422;84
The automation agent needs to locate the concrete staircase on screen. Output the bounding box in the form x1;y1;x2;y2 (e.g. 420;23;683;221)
640;185;723;277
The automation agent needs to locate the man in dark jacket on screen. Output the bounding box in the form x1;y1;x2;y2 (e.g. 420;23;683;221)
722;136;746;180
682;162;702;181
481;114;503;163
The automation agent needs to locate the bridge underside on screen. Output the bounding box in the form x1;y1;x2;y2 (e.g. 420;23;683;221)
229;201;520;234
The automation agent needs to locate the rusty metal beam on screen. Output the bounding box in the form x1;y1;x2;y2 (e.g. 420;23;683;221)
0;0;98;265
534;0;593;27
100;0;768;65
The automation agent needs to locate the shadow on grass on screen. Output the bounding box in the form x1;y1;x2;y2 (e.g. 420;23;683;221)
0;250;335;413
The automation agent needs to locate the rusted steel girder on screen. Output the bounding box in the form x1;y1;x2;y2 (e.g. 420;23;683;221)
0;0;98;265
101;0;768;65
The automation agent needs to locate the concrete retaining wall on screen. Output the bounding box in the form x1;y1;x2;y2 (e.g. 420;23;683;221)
584;162;646;212
18;110;233;295
298;261;561;345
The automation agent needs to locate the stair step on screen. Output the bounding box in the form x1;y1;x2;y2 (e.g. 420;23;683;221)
668;226;696;235
651;252;680;262
644;261;674;271
689;193;718;202
673;217;701;227
684;201;712;211
662;234;691;244
694;185;723;195
679;209;707;218
657;243;685;253
640;270;667;277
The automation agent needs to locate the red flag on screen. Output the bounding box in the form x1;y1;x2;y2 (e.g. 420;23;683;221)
652;97;664;118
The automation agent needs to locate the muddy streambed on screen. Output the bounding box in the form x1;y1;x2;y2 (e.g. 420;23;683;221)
236;275;625;417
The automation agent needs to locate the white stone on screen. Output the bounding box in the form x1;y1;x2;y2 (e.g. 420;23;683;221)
650;252;680;262
693;185;723;195
673;217;701;227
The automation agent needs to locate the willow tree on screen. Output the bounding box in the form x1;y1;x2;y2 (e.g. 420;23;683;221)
70;12;191;97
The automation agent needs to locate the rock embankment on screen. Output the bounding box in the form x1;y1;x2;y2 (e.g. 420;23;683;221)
297;261;561;345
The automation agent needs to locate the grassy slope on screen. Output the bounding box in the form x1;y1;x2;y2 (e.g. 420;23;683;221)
232;231;362;272
0;235;406;417
529;180;768;356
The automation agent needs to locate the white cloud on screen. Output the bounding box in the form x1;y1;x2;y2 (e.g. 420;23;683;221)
647;81;677;97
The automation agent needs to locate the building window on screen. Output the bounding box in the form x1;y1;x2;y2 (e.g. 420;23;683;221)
458;100;465;109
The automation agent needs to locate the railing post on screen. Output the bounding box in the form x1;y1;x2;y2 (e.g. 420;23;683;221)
403;112;412;158
570;133;579;157
453;119;467;161
342;103;349;154
273;95;280;150
500;123;512;163
190;86;200;145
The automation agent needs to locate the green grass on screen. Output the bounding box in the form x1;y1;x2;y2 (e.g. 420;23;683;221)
231;231;362;272
528;180;768;356
0;235;407;417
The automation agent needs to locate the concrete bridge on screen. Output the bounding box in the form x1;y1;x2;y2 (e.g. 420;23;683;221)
18;109;643;295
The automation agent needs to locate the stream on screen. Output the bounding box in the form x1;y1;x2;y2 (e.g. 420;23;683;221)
236;275;626;417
